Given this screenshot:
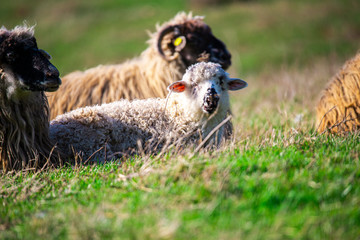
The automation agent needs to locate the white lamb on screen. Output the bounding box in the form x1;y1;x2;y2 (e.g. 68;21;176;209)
50;62;247;162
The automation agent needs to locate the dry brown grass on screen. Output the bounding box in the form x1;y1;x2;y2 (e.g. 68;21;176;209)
229;57;343;142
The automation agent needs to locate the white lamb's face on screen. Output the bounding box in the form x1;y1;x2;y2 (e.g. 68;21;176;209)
168;66;248;116
194;73;227;114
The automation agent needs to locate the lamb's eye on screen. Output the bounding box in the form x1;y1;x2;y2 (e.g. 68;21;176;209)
192;86;198;96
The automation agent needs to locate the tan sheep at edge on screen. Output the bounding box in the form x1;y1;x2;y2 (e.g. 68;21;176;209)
316;52;360;133
47;12;232;120
50;62;247;162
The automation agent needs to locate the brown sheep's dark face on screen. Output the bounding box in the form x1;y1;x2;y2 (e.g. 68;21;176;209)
0;34;61;92
178;23;231;69
158;21;232;70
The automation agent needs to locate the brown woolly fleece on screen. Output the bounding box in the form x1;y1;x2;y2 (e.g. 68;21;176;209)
316;52;360;133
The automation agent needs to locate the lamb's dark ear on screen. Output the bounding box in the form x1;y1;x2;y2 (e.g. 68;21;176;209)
168;81;187;93
227;78;248;91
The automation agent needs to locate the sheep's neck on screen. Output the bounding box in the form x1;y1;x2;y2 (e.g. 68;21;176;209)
0;89;56;170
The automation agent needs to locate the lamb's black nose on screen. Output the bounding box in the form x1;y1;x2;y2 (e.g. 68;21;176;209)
203;88;219;114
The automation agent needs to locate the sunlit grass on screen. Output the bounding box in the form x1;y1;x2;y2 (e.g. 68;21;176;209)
1;132;359;239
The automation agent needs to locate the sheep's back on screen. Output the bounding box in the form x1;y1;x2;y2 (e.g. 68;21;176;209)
48;63;144;119
316;53;360;133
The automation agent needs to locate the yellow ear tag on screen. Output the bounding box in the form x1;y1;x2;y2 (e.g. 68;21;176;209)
174;37;183;46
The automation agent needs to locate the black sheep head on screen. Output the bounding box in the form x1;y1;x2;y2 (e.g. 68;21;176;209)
0;27;61;93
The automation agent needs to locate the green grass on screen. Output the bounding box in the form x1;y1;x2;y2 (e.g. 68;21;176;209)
1;0;360;239
1;134;360;239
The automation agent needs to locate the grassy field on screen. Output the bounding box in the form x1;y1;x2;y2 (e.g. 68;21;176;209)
1;0;360;239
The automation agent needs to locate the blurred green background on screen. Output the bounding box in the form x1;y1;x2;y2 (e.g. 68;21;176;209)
1;0;359;77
